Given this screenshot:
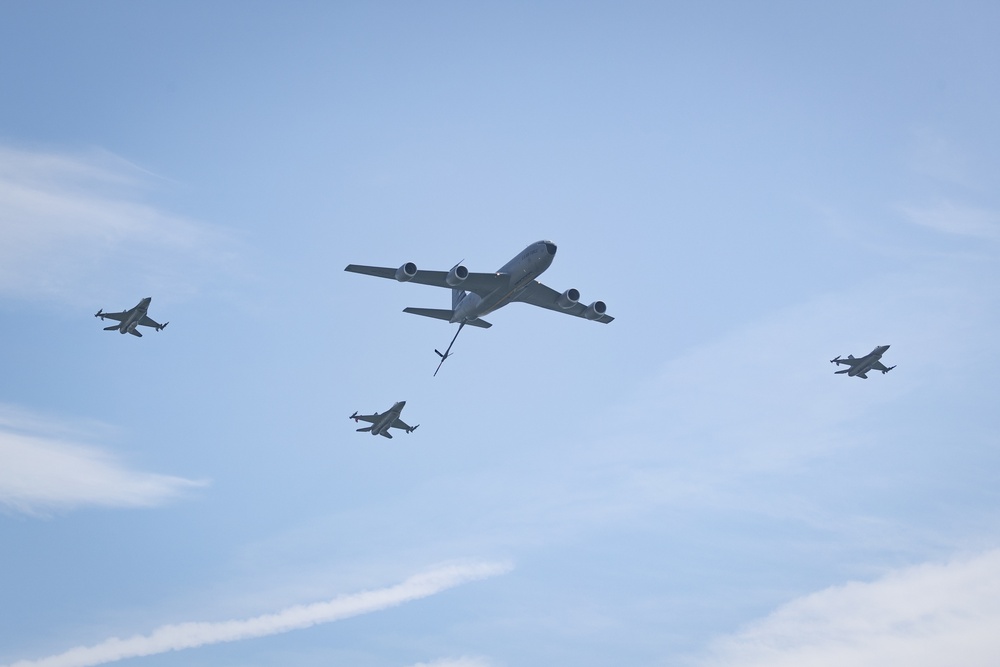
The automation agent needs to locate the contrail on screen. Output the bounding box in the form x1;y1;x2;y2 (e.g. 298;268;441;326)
5;561;511;667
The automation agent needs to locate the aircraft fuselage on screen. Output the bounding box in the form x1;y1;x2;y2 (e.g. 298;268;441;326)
849;345;889;376
452;240;557;323
116;298;151;334
370;401;406;436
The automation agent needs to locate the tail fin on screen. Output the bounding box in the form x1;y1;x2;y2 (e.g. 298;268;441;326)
452;288;466;310
403;307;453;322
403;307;492;328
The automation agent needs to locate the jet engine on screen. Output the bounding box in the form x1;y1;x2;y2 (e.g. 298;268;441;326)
395;262;418;282
583;300;608;320
445;264;469;287
555;288;580;309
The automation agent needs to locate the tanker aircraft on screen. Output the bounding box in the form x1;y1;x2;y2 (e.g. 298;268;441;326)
350;401;418;439
830;345;895;379
345;240;613;374
95;297;168;337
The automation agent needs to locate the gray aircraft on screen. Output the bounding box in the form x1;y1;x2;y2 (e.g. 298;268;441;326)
350;401;418;439
345;240;613;374
830;345;895;379
95;297;168;337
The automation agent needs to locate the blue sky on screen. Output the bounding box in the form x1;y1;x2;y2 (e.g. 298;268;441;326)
2;2;999;666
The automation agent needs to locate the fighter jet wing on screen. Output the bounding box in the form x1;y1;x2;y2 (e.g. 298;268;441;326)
97;310;129;322
392;418;413;432
344;264;507;298
512;281;615;323
351;413;378;424
139;314;165;329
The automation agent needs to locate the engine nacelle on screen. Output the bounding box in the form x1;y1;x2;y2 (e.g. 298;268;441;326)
445;264;469;287
556;288;580;310
395;262;418;282
583;300;607;320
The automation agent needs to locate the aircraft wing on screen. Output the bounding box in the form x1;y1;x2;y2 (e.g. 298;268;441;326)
512;281;615;323
98;310;129;322
345;264;507;297
139;314;164;329
351;413;378;424
392;418;413;432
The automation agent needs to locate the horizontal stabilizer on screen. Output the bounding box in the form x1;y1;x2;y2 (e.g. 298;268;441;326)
129;329;142;337
356;426;373;432
380;431;393;439
835;369;849;374
402;307;452;321
403;307;492;329
103;324;119;331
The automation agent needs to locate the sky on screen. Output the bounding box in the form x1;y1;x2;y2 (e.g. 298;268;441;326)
1;2;999;665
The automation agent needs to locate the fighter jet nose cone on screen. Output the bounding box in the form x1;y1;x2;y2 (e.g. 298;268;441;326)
545;241;557;256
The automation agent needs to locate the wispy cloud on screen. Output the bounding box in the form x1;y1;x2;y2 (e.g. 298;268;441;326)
898;201;1000;241
0;404;204;515
696;549;1000;667
405;658;496;667
4;562;512;667
0;144;235;304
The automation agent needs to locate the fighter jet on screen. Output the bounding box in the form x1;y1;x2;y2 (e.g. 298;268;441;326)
345;240;613;374
350;401;418;439
830;345;895;379
95;297;168;337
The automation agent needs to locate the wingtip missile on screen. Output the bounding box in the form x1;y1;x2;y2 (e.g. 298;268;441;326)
830;355;841;364
408;424;419;434
95;309;103;319
350;411;358;421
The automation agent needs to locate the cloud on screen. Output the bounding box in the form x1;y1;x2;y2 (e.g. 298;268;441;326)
4;562;512;667
696;549;1000;667
0;144;235;303
0;405;204;515
898;201;1000;241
